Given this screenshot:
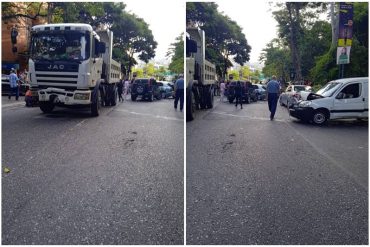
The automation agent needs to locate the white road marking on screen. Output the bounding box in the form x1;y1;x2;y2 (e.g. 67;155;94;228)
115;109;183;122
2;101;25;108
211;111;287;122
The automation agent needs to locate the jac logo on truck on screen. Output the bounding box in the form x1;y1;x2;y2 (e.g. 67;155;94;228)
47;64;65;70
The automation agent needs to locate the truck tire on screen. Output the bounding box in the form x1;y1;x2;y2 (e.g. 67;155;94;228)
228;97;234;104
39;101;54;113
111;88;118;106
91;89;101;117
246;95;250;104
131;95;137;101
149;93;154;102
187;91;195;121
312;110;328;125
208;89;214;108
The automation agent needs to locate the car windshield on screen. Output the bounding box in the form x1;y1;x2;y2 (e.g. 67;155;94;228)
294;86;307;92
30;31;90;62
135;79;149;84
316;82;341;97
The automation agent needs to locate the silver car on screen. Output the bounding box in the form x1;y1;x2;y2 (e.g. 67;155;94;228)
279;85;312;107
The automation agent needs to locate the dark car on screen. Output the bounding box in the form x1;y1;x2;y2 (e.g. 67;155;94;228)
131;78;162;101
227;81;257;104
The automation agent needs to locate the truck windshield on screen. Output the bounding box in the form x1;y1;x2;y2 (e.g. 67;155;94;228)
316;82;341;97
30;31;90;62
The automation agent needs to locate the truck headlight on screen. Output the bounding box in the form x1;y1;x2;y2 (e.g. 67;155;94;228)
299;101;311;107
74;93;90;100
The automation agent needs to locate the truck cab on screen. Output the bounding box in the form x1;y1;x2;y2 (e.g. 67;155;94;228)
29;23;121;116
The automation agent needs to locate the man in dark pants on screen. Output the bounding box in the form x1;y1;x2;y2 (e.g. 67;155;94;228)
174;75;184;112
234;81;243;109
266;75;280;120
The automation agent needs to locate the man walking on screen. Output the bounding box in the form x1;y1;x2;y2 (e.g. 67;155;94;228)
8;68;19;100
266;75;280;120
174;75;184;112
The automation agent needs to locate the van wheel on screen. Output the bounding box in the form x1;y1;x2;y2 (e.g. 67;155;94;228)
313;110;328;125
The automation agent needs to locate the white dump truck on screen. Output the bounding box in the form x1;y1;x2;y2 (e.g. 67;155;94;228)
28;23;121;116
186;25;216;121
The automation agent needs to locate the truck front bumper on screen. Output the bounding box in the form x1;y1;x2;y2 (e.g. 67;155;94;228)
289;107;314;122
38;88;91;105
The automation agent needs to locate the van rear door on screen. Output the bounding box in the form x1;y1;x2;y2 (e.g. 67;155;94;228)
361;80;368;118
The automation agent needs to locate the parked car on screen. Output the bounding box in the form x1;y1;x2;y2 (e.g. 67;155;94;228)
227;81;257;104
2;74;30;96
253;84;267;100
247;82;258;102
157;81;174;99
279;85;312;108
289;77;368;125
131;78;162;101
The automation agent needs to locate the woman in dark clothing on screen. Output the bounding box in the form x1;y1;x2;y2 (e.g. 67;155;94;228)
234;81;243;109
117;79;124;102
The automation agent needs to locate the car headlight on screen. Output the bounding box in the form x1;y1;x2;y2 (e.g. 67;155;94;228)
299;101;311;107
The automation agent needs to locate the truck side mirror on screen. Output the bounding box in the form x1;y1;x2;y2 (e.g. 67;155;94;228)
186;39;197;54
95;42;106;55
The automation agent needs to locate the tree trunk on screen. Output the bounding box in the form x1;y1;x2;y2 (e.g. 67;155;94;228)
47;3;53;23
330;2;339;49
287;3;302;82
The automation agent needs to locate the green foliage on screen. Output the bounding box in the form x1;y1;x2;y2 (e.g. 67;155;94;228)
310;2;368;86
132;68;144;78
264;2;368;86
167;34;184;74
227;70;240;81
112;11;157;76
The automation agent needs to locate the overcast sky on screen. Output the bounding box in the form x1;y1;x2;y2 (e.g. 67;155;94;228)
216;1;278;65
124;0;184;63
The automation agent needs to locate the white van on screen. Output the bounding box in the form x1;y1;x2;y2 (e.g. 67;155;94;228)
289;77;368;124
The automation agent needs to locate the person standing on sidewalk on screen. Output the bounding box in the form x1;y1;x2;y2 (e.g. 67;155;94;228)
174;75;184;112
220;80;226;102
8;68;19;100
266;75;280;120
117;79;124;102
124;77;130;101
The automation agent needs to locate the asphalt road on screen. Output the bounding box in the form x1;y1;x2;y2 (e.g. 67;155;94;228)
2;96;184;244
187;97;368;245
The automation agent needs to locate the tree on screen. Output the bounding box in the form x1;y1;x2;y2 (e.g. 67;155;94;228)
186;2;251;79
310;2;368;84
2;2;48;21
167;34;184;74
272;2;328;81
112;12;157;77
260;39;291;82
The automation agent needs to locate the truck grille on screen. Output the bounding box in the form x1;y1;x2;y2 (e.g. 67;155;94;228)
35;72;78;87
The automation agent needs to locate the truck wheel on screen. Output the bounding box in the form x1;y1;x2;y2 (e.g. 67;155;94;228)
246;95;250;104
131;95;137;101
111;88;118;106
228;97;234;104
91;89;101;117
39;101;54;113
187;91;195;121
312;110;328;125
208;90;214;108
